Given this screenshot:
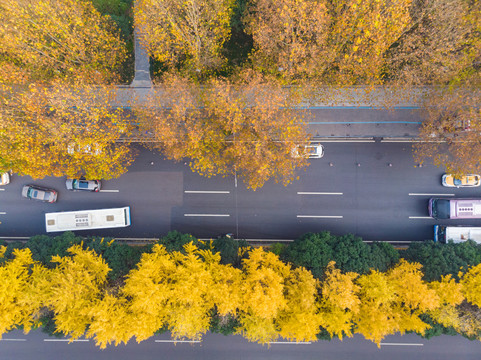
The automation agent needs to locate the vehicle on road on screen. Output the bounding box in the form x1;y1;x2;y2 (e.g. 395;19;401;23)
292;144;324;159
66;179;101;192
429;198;481;219
22;185;58;203
0;172;10;185
442;174;481;188
434;225;481;244
45;206;131;232
67;143;102;155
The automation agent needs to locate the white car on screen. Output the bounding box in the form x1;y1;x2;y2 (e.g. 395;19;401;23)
292;144;324;159
0;172;10;185
442;174;481;188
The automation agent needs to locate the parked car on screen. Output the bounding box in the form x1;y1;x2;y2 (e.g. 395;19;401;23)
0;172;10;185
442;174;481;188
67;143;102;155
22;185;58;203
292;144;324;159
66;179;101;192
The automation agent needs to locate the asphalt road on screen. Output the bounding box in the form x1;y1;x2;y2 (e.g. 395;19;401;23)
1;142;480;241
1;330;480;360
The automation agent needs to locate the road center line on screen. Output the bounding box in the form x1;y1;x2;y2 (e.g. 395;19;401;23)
409;193;455;196
267;341;311;345
43;339;89;342
297;192;343;195
184;190;230;194
0;339;27;341
297;215;343;219
380;343;423;346
184;214;230;217
155;340;201;343
409;216;433;219
99;190;119;193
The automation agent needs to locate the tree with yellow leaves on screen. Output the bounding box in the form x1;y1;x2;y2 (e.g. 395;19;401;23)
0;0;127;85
40;245;111;339
245;0;413;85
137;72;310;190
318;261;360;339
0;83;136;179
414;81;481;175
0;247;45;339
123;242;242;342
354;259;439;346
135;0;234;74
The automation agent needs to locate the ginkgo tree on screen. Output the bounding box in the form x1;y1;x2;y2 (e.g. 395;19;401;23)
0;0;127;85
0;82;136;179
244;0;413;85
136;72;310;190
135;0;234;75
414;81;481;175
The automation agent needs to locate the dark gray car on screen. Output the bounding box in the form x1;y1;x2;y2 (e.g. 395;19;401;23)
66;179;101;192
22;185;58;203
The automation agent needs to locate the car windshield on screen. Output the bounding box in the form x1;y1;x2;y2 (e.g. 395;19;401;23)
454;178;463;186
78;181;89;189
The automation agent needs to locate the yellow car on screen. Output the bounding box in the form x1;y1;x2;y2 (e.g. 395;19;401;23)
442;174;481;188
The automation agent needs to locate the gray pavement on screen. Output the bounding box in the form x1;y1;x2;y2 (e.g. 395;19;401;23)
130;0;152;88
1;330;480;360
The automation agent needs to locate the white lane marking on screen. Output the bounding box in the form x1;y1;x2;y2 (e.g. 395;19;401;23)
43;339;89;342
184;190;230;194
184;214;230;217
99;190;119;193
316;140;376;143
297;192;343;195
155;340;201;343
0;339;27;341
409;216;434;219
267;341;311;345
297;215;343;219
380;343;423;346
409;193;454;196
0;188;5;191
0;212;6;215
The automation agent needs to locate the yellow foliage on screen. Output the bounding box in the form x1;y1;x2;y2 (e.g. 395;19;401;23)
460;263;481;307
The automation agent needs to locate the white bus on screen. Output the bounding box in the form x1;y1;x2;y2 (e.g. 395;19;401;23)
45;207;131;232
434;225;481;244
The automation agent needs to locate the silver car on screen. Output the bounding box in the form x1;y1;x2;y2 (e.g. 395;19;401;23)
66;179;101;192
292;144;324;159
0;172;10;185
22;185;58;203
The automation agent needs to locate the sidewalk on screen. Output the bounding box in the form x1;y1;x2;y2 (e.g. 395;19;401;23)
125;21;423;140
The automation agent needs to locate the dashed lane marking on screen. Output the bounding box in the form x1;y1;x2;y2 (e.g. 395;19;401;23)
184;190;230;194
184;214;230;217
99;190;119;193
380;343;423;346
297;215;343;219
155;340;201;343
409;193;454;196
409;216;434;219
297;192;343;195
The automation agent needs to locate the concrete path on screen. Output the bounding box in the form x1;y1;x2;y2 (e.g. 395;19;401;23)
130;1;152;88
